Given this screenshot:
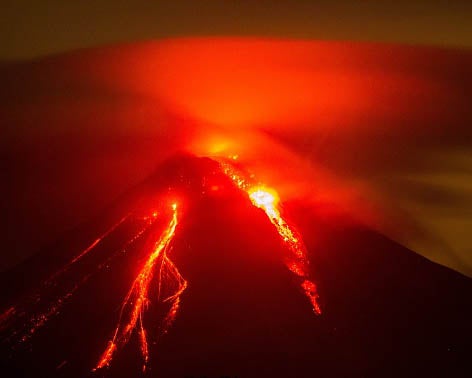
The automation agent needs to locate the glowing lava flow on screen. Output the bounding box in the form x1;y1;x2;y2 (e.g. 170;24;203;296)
42;215;130;287
219;161;322;315
0;214;146;343
1;156;322;376
95;203;187;372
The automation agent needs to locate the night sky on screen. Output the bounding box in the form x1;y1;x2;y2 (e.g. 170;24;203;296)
1;1;471;60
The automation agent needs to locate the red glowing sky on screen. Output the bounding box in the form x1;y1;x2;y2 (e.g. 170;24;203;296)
0;38;471;276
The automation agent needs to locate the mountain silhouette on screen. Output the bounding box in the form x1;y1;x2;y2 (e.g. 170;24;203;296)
1;154;471;378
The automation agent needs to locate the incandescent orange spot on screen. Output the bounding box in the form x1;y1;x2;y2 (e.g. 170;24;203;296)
249;188;279;207
249;187;280;219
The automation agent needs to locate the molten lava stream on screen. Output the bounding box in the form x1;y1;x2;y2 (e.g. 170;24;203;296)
0;214;150;344
218;159;322;315
44;214;130;287
95;203;187;372
20;220;153;343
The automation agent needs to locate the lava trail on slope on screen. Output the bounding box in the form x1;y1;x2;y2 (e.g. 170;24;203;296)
1;154;471;378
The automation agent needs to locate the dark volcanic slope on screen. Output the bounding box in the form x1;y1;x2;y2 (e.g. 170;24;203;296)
1;155;471;378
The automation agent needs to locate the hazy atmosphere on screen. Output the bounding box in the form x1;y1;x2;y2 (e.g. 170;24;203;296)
1;1;471;60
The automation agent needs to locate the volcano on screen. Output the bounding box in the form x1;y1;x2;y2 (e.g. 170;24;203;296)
1;154;471;378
